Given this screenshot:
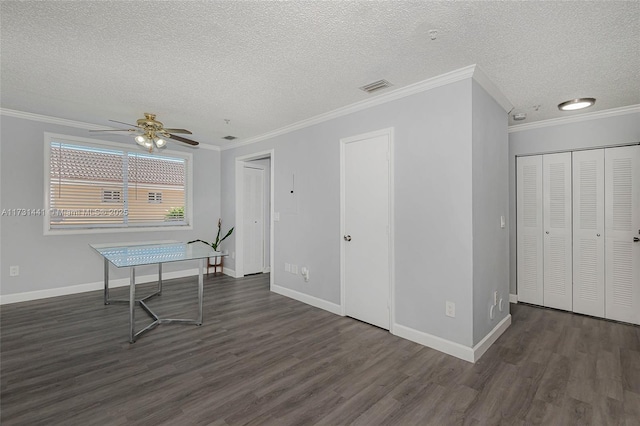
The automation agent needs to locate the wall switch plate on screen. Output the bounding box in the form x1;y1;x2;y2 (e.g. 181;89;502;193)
445;301;455;318
9;266;19;276
500;216;506;229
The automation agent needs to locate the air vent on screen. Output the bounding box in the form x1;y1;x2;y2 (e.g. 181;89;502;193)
222;135;237;140
359;79;393;94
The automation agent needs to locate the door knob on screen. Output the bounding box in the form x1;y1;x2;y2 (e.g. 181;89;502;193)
634;237;639;242
344;235;352;241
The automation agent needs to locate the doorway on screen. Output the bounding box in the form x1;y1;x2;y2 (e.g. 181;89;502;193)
235;150;274;287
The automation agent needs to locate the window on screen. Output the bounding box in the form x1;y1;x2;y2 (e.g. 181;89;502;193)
103;190;122;203
148;192;162;203
45;134;191;233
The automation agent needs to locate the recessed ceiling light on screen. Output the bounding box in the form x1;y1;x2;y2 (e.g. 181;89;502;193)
558;98;596;111
513;112;527;121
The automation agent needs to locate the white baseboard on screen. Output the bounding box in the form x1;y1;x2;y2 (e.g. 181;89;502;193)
270;284;342;316
471;314;512;362
393;324;475;362
0;268;199;305
393;314;512;363
223;267;236;277
509;294;518;303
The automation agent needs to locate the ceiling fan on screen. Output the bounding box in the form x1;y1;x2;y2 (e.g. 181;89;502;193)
90;113;199;152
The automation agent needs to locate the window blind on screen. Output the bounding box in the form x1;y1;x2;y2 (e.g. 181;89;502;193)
49;141;187;230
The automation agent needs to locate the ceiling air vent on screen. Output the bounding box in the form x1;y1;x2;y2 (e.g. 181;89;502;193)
222;135;237;140
359;79;393;94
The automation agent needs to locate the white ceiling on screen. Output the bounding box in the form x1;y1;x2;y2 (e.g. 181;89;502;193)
1;1;638;149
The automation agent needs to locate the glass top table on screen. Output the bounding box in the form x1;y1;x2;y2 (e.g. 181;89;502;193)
90;240;223;343
90;240;220;268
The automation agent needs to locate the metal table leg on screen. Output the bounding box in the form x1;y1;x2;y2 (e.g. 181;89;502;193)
129;267;136;343
104;258;110;305
198;258;204;325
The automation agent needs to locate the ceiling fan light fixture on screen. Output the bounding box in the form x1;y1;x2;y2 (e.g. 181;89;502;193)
558;98;596;111
155;138;166;147
135;134;147;145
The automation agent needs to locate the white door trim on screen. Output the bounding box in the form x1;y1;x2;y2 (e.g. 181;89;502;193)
339;127;395;333
234;150;275;290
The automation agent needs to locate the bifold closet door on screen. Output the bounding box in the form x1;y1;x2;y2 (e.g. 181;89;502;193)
572;149;605;317
605;145;640;325
516;155;543;305
543;152;573;311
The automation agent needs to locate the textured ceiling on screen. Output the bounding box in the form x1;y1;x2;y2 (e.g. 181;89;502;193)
1;1;639;149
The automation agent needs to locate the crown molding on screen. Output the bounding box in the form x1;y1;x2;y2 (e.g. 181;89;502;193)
1;108;221;151
0;108;107;130
508;104;640;133
223;65;486;150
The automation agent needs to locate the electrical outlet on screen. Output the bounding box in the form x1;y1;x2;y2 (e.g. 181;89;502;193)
445;301;455;318
9;265;19;277
291;264;298;274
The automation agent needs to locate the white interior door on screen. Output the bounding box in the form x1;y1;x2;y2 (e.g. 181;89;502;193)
343;132;390;329
605;145;640;325
243;165;265;275
516;155;544;305
543;152;573;311
572;149;605;317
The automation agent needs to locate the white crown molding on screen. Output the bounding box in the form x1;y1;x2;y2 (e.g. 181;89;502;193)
508;104;640;133
223;64;483;151
0;108;107;130
1;107;222;151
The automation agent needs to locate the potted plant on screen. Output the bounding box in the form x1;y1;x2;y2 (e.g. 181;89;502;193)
188;219;234;274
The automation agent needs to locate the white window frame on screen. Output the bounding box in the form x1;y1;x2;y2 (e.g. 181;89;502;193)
44;132;193;235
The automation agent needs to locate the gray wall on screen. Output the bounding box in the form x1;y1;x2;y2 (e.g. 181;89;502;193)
471;81;510;345
221;79;481;346
0;114;221;296
508;110;640;295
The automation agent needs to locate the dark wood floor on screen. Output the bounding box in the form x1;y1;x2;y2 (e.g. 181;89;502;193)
1;273;639;425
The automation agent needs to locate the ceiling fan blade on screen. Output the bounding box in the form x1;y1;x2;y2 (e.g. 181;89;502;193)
109;119;138;128
164;128;193;135
89;128;136;133
167;134;199;146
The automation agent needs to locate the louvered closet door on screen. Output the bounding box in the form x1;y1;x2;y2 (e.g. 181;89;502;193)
517;155;543;305
543;152;573;311
605;145;640;325
572;149;605;317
